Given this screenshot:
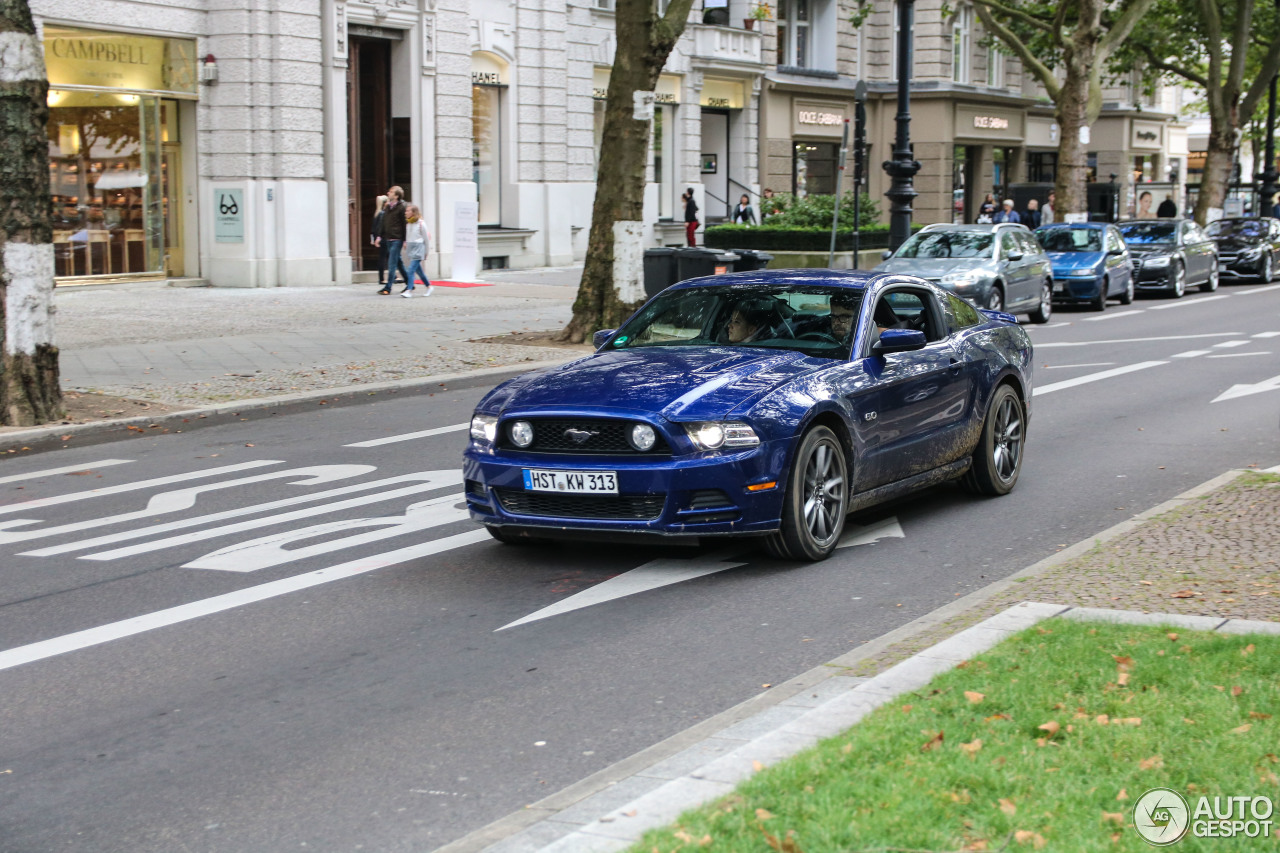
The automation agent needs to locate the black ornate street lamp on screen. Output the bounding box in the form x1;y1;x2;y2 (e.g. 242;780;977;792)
1257;76;1278;218
883;0;920;251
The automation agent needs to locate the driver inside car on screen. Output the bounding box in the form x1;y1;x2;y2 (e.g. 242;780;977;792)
720;299;776;344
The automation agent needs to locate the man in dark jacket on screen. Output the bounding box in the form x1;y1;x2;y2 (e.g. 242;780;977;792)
1157;194;1178;217
683;188;699;247
378;186;409;294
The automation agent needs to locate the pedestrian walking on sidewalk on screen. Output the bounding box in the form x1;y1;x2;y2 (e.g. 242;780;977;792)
378;186;409;295
732;194;757;225
371;194;389;288
683;188;699;247
401;204;433;297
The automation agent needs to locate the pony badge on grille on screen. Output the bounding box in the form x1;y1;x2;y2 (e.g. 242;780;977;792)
564;428;598;444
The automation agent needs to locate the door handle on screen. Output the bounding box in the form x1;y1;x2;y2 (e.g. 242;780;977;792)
948;357;963;375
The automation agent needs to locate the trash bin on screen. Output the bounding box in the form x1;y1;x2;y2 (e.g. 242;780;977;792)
676;247;739;282
731;249;774;272
642;247;679;298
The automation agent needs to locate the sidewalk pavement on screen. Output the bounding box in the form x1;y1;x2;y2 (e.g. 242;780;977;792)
440;466;1280;852
54;266;587;408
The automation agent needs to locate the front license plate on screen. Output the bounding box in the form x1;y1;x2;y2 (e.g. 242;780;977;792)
523;469;618;494
1053;281;1066;293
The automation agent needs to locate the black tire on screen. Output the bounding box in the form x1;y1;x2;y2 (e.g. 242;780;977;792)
1028;279;1052;324
765;425;848;562
985;285;1005;312
1168;262;1186;298
1200;265;1219;293
1119;274;1135;305
961;384;1025;497
1091;277;1108;312
1262;253;1273;284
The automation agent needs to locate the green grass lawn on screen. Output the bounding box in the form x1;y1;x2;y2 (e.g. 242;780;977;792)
631;620;1280;852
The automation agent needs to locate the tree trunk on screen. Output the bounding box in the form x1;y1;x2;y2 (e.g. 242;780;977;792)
1195;122;1238;225
1053;64;1091;219
559;0;695;343
0;0;62;425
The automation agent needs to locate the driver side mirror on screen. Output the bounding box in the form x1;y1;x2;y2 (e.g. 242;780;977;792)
881;250;892;261
592;329;616;349
872;328;928;356
1007;252;1024;261
1107;248;1125;255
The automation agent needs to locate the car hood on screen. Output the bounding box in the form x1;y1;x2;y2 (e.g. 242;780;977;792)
1212;236;1261;251
1046;251;1104;269
1127;244;1174;256
876;258;990;278
483;347;832;422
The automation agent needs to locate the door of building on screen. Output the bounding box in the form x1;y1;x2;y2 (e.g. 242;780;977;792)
162;142;183;276
700;109;731;220
347;36;394;272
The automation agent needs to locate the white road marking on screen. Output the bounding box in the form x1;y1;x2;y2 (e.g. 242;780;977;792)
1034;333;1244;349
76;473;464;561
23;470;461;557
344;423;469;448
1172;350;1212;358
1253;331;1280;338
0;461;280;515
496;549;749;631
1233;283;1280;295
1148;294;1230;310
1213;373;1280;403
1212;340;1250;348
0;459;133;486
0;465;375;545
1043;362;1116;369
1033;361;1168;396
1028;322;1073;329
1082;310;1145;322
183;495;467;572
1207;352;1273;358
836;516;905;549
0;529;491;673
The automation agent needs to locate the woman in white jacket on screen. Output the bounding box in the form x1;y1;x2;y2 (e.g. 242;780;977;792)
401;204;433;297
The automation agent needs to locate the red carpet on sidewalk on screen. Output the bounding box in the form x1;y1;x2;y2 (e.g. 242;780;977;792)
430;280;494;288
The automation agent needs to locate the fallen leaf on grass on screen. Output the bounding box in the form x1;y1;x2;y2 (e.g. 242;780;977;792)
1117;789;1129;800
965;691;985;704
999;798;1017;816
762;828;803;853
1037;720;1061;737
1013;830;1047;848
1096;714;1110;725
1140;755;1164;770
1114;718;1142;726
1102;811;1124;826
921;732;945;752
756;808;774;821
961;738;983;756
1171;590;1197;599
1243;644;1256;656
1113;655;1134;671
1167;633;1179;641
1232;686;1244;697
1117;672;1130;687
842;743;853;754
1231;724;1253;734
753;760;765;772
985;713;1011;722
1250;712;1272;720
961;841;988;852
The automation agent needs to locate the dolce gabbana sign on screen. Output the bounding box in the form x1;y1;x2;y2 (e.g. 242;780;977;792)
793;101;846;137
798;110;842;126
973;115;1009;130
956;105;1024;141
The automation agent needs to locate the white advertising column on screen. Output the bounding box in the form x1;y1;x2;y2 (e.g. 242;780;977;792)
452;200;479;282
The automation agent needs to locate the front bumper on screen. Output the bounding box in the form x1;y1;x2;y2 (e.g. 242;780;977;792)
1051;272;1104;301
1133;261;1175;290
1217;254;1266;280
463;441;789;537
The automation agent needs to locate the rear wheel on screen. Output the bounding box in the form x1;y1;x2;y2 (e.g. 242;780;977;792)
765;426;848;561
961;384;1025;497
1028;279;1053;324
1090;277;1108;312
985;285;1005;312
1200;265;1219;292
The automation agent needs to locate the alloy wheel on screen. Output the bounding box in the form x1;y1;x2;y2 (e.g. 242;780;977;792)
986;287;1004;312
1170;263;1185;298
991;393;1023;484
802;440;845;547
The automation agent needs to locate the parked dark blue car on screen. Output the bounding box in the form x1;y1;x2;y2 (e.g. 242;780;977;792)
1034;222;1135;311
464;270;1034;561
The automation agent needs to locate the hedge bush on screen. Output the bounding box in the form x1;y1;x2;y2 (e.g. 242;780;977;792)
757;190;882;229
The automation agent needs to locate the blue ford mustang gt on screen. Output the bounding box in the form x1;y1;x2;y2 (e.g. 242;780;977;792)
463;269;1033;561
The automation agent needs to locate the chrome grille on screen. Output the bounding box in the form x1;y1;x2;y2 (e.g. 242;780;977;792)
497;418;671;455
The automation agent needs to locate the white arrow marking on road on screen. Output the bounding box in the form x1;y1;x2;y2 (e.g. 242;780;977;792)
1033;361;1168;397
0;460;280;515
0;459;133;485
0;465;376;545
497;516;906;631
182;495;467;572
0;529;491;674
1212;373;1280;403
344;423;469;448
836;516;905;549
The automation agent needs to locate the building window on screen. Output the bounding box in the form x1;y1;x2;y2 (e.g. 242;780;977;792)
890;1;912;81
952;5;971;84
1086;152;1098;183
703;0;729;25
1028;151;1057;183
653;104;676;218
472;83;502;225
986;45;1004;88
593;99;606;177
778;0;810;68
593;0;614;8
794;141;838;196
1133;154;1156;185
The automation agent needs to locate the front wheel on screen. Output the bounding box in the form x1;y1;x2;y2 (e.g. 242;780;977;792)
1168;263;1186;298
1119;275;1135;305
1200;265;1219;292
1091;277;1108;312
961;384;1025;497
985;285;1005;313
1262;253;1274;283
765;426;848;561
1029;280;1053;324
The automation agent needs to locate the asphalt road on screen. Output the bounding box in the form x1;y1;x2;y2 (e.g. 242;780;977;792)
1;283;1278;852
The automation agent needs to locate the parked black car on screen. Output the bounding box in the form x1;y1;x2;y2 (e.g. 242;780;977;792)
1116;219;1218;297
1205;217;1280;283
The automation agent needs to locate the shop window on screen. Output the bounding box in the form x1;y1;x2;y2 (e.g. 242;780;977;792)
472;83;502;226
992;146;1014;201
652;104;676;219
1027;151;1057;183
986;45;1004;88
1086;152;1098;183
952;5;971;84
48;91;165;278
794;141;838;197
1133;154;1155;185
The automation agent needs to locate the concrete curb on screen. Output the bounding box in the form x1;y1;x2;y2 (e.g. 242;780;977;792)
0;356;579;454
433;466;1261;853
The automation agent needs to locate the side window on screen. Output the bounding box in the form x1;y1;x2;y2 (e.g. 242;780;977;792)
944;292;983;333
881;289;943;341
1018;232;1040;255
1106;229;1122;252
1191;224;1208;243
1000;232;1019;257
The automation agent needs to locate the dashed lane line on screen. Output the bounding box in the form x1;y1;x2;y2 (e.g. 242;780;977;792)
1207;351;1273;358
1042;362;1116;369
1081;310;1145;322
344;423;470;448
1148;294;1231;310
1212;340;1251;348
1172;350;1213;358
1254;331;1280;338
1232;283;1280;295
1032;361;1168;396
0;459;133;486
1034;332;1245;349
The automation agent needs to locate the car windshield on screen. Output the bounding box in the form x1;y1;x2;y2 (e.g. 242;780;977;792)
1036;228;1102;252
609;285;864;360
1206;219;1266;240
1118;222;1176;244
893;231;993;259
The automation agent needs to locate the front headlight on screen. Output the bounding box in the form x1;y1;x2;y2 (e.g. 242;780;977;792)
941;269;983;286
470;414;498;444
1144;255;1171;268
684;421;760;451
1066;268;1097;277
1241;247;1264;259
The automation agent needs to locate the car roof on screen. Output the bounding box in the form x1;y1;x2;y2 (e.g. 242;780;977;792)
920;223;1028;232
667;268;888;293
1037;222;1107;230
